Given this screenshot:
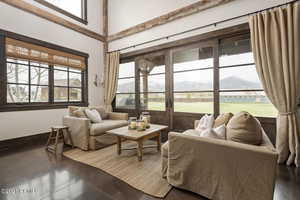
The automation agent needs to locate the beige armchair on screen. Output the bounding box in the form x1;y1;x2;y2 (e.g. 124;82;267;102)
63;108;128;150
162;124;278;200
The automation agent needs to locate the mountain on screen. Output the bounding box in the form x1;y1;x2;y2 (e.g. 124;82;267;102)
117;81;135;93
117;76;261;93
220;76;261;90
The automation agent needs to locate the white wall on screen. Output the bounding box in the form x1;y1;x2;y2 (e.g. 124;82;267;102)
0;0;104;141
108;0;292;52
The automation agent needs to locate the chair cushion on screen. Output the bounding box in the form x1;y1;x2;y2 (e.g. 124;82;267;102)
213;112;234;128
90;120;128;136
226;111;262;145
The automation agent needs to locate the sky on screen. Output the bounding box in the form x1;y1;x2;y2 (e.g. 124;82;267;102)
45;0;82;17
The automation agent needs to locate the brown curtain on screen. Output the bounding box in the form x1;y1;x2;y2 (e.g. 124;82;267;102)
249;2;300;167
104;51;120;112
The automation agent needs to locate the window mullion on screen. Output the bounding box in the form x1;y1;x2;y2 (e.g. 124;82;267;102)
0;35;6;106
49;65;54;103
67;67;70;102
213;41;220;117
28;61;31;103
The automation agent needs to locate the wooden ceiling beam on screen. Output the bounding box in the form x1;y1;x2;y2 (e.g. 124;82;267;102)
107;0;235;42
0;0;106;42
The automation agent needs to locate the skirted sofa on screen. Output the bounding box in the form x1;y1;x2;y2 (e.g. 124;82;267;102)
63;106;128;150
162;112;278;200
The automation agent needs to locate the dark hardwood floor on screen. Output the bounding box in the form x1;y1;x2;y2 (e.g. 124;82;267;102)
0;143;299;200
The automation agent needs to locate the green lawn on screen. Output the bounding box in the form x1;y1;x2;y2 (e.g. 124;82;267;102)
147;102;277;117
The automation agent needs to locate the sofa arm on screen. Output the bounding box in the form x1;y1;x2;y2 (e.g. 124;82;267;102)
167;132;278;200
108;112;128;120
63;116;91;150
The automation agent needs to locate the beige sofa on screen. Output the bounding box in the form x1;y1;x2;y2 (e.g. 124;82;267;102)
63;106;128;150
162;121;278;200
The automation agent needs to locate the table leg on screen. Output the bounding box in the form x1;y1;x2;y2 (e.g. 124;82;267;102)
65;128;74;148
117;136;122;155
137;140;143;161
46;129;54;149
157;132;161;151
54;129;59;154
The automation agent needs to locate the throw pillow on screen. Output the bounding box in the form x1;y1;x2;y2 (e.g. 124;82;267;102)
90;106;108;119
226;111;262;145
183;129;202;137
73;107;87;118
195;114;214;133
213;112;234;128
85;109;102;123
201;124;226;140
68;106;80;116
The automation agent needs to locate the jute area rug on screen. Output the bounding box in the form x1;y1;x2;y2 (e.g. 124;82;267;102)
63;141;172;198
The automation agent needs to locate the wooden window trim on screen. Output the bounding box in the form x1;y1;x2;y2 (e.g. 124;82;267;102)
0;29;89;112
34;0;88;25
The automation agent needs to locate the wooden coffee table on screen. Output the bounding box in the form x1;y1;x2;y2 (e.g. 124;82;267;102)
106;124;168;161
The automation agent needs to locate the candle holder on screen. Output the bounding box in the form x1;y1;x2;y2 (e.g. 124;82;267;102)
141;112;151;128
136;120;146;131
128;117;137;130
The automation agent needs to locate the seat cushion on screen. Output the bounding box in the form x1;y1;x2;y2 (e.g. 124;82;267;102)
90;120;128;136
226;111;262;145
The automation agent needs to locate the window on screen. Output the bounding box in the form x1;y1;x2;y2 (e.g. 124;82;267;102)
173;47;214;113
139;55;166;111
115;34;277;118
219;37;277;117
0;35;88;111
54;66;82;102
116;62;135;109
7;59;49;103
34;0;87;24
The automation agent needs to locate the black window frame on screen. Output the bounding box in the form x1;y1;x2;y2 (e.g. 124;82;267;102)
6;59;50;104
0;29;89;112
53;65;85;103
34;0;88;25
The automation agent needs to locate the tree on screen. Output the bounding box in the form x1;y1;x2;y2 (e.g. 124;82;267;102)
7;61;48;103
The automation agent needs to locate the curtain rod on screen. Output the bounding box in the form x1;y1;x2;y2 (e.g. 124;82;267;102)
108;0;299;53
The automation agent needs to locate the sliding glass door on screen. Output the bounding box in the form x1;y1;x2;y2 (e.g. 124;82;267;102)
135;51;170;125
172;45;214;113
115;34;276;131
170;42;217;130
